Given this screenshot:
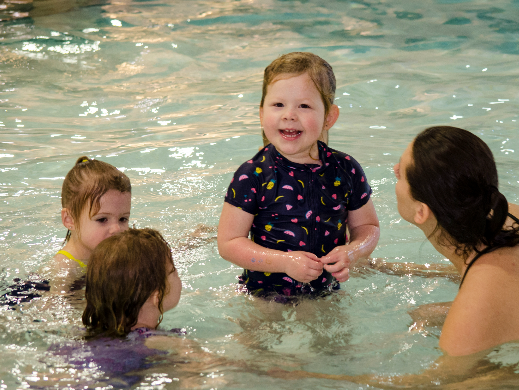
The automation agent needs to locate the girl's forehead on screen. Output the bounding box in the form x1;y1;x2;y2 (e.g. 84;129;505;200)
270;72;309;85
267;73;321;98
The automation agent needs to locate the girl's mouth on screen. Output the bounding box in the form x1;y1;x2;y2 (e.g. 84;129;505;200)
279;129;302;139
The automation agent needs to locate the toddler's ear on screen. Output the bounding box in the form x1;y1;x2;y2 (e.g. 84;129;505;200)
61;208;75;231
324;104;339;131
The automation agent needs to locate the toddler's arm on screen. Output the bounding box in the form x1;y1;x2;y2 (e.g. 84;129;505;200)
320;199;380;282
217;203;323;283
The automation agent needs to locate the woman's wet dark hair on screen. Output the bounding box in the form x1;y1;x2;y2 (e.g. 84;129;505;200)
407;126;519;260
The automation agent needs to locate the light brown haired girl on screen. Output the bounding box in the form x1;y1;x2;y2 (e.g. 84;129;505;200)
46;156;131;293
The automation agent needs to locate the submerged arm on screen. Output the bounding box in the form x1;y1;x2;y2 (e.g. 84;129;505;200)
356;258;460;281
269;350;503;388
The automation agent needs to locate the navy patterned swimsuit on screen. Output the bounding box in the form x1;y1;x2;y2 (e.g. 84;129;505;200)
224;141;372;297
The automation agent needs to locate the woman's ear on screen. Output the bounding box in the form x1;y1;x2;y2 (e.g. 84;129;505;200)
324;104;339;131
61;208;75;231
413;202;432;225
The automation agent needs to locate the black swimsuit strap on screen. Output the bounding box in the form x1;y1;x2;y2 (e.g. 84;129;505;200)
458;213;518;289
508;212;519;224
459;246;494;289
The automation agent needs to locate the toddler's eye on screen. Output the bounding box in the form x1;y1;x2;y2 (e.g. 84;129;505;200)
300;104;311;109
96;217;107;223
120;217;129;223
273;102;284;107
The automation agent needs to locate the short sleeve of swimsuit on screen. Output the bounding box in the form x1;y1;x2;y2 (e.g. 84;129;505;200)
224;153;263;215
330;150;372;212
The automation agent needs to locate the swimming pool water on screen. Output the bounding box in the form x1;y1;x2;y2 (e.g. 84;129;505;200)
1;0;519;388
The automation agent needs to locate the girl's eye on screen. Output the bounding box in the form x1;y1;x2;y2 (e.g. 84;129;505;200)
96;217;107;223
120;217;129;223
300;104;310;109
273;102;284;107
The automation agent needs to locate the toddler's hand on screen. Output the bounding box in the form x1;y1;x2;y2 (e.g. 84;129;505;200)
284;252;323;283
320;246;356;282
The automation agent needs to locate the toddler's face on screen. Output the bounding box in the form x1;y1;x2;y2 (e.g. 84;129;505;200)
260;72;332;164
77;189;131;257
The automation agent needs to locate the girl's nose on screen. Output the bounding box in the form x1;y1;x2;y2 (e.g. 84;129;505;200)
282;107;296;121
109;223;122;235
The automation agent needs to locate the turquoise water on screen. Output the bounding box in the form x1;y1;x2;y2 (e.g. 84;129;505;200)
1;0;519;388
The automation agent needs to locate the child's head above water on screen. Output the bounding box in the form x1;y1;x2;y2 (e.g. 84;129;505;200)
61;156;131;242
261;52;336;117
259;52;340;162
83;228;181;336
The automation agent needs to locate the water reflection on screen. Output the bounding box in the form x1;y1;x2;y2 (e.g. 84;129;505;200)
0;0;518;388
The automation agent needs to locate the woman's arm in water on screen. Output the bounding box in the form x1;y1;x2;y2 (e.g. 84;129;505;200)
355;257;460;281
268;349;505;388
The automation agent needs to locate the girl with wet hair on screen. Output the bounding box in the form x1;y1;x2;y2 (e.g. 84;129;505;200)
218;52;379;300
47;229;214;387
47;156;132;293
83;228;181;336
1;156;132;305
43;229;256;388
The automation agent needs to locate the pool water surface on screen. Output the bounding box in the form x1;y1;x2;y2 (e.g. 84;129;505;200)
1;0;519;388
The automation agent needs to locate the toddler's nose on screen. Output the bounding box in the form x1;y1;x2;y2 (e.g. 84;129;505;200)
283;107;296;121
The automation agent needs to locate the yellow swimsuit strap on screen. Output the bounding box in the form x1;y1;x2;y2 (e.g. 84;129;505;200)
57;250;87;269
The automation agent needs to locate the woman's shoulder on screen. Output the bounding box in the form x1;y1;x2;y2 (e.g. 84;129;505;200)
453;247;519;322
441;249;519;355
463;246;519;286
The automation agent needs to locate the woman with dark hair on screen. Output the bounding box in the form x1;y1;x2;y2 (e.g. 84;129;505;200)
395;126;519;356
273;126;519;385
